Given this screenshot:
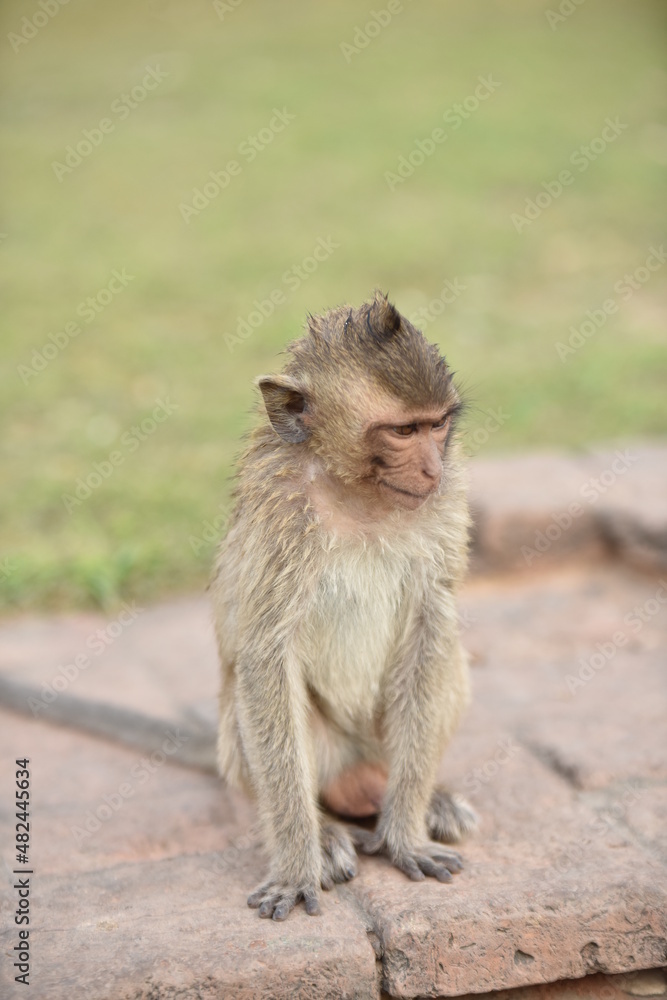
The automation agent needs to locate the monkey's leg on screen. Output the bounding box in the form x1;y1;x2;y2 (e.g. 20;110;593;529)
427;788;478;843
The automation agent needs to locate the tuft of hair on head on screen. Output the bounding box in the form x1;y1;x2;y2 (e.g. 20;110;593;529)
364;290;402;343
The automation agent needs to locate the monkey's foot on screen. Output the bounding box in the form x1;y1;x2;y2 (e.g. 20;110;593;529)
351;827;463;883
427;789;478;843
320;821;357;889
247;880;320;921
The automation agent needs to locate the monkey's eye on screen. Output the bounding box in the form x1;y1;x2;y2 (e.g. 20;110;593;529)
432;414;450;429
392;424;416;436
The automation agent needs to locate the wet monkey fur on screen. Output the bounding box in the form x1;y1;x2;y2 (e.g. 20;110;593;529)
211;292;477;920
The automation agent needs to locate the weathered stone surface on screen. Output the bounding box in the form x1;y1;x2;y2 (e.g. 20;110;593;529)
0;711;378;1000
468;444;667;574
447;967;667;999
352;745;666;996
1;559;666;997
26;855;377;1000
469;452;603;572
0;597;218;722
457;567;667;793
592;444;667;575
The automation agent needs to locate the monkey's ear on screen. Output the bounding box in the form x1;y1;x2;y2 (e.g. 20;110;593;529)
256;376;311;444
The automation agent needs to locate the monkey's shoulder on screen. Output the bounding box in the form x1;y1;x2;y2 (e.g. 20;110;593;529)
230;440;314;528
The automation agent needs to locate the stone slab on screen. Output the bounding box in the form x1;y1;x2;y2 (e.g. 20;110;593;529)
450;967;667;999
468;444;667;574
0;597;218;725
1;566;666;997
352;745;666;997
0;711;378;1000
457;567;667;793
8;855;378;1000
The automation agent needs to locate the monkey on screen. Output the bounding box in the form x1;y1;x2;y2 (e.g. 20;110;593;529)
210;291;477;921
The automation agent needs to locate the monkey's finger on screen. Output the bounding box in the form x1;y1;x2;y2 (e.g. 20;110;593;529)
272;893;298;921
248;883;275;908
430;852;463;873
303;888;321;916
418;856;453;882
259;896;281;918
395;855;426;881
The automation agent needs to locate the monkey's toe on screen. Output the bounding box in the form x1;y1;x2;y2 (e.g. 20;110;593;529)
427;789;478;843
248;881;321;919
320;821;358;887
393;842;464;883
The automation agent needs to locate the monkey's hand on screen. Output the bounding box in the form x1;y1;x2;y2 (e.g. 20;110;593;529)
248;823;357;919
351;827;463;883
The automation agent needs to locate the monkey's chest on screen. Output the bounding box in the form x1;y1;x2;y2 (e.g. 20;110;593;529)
298;553;409;724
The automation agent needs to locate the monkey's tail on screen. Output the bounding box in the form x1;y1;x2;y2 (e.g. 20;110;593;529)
0;674;217;773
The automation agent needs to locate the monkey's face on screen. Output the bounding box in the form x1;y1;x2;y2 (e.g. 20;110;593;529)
257;292;463;514
364;406;456;510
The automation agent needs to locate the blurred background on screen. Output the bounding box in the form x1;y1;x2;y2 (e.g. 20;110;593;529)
1;0;665;612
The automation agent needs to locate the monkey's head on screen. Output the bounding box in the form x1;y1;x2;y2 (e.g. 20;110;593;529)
257;292;462;511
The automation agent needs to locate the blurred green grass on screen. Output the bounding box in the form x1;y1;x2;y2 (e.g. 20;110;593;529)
1;0;665;612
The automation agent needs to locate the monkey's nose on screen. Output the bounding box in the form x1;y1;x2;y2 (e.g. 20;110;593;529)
420;443;442;482
421;458;441;483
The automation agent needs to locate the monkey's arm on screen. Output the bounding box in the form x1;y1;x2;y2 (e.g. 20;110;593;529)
358;575;468;881
215;515;325;920
235;638;322;917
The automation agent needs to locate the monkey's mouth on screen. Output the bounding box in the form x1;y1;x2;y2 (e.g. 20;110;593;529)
378;480;434;506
